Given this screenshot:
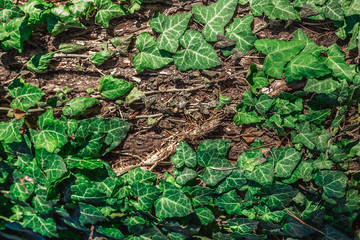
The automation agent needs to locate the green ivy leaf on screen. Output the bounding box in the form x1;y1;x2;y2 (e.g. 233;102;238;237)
226;218;258;233
62;97;99;116
245;162;274;185
23;213;57;237
215;189;243;215
260;184;298;209
292;29;327;57
223;15;257;56
284;52;331;83
175;167;198;185
8;78;45;111
78;202;104;226
325;44;356;81
173;30;221;71
95;0;127;28
10;181;35;202
0;118;24;144
33;120;67;153
35;149;67;184
90;50;115;66
98;75;134;99
97;225;125;239
150;12;192;53
216;94;232;110
315;170;348;198
323;0;344;21
154;183;192;218
125;168;157;185
192;0;238;42
59;43;86;53
304;78;340;94
71;176;107;203
46;5;85;36
344;0;360;16
215;168;247;194
27;52;55;73
270;147;302;178
263;0;300;20
195;207;215;225
131;182;161;210
171;141;197;169
254;39;306;78
68;0;93;18
132;32;173;72
198;139;231;157
0;0;24;23
325;225;352;240
0;17;33;52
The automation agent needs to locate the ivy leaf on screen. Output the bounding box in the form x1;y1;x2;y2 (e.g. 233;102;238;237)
344;0;360;16
0;118;24;144
131;182;161;210
263;0;300;20
323;0;344;21
27;52;55;73
125;168;157;185
0;17;33;52
175;167;198;185
215;189;243;215
315;170;348;198
59;43;86;53
154;183;193;218
198;139;231;157
78;202;104;226
171;141;197;169
325;225;352;240
260;184;298;209
192;0;238;42
215;168;247;194
110;33;134;56
33;120;67;153
150;12;192;53
0;0;24;23
246;65;272;93
90;50;115;66
216;94;232;110
10;181;35;202
197;150;233;186
223;15;257;56
226;218;258;233
304;78;340;94
68;0;93;18
195;207;215;225
46;5;85;36
254;39;306;78
132;32;173;72
325;44;356;81
65;156;103;170
245;162;274;185
98;75;134;99
95;0;127;28
284;52;331;83
234;108;262;125
71;176;107;203
293;29;327;57
269;147;302;178
35;149;67;184
291;122;316;150
97;225;124;239
173;30;221;71
8;78;45;111
62;97;99;116
23;213;57;238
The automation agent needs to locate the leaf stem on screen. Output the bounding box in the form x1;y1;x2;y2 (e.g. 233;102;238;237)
53;53;92;58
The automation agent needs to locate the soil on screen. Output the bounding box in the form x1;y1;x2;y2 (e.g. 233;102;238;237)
1;0;358;175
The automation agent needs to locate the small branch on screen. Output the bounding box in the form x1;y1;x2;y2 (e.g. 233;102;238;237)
116;162;154;176
134;113;164;119
282;205;325;235
144;85;206;95
0;190;10;194
209;167;238;171
53;53;92;58
0;107;47;113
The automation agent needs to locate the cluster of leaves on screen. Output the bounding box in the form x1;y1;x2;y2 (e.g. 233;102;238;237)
0;0;142;52
240;0;359;21
132;0;258;72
